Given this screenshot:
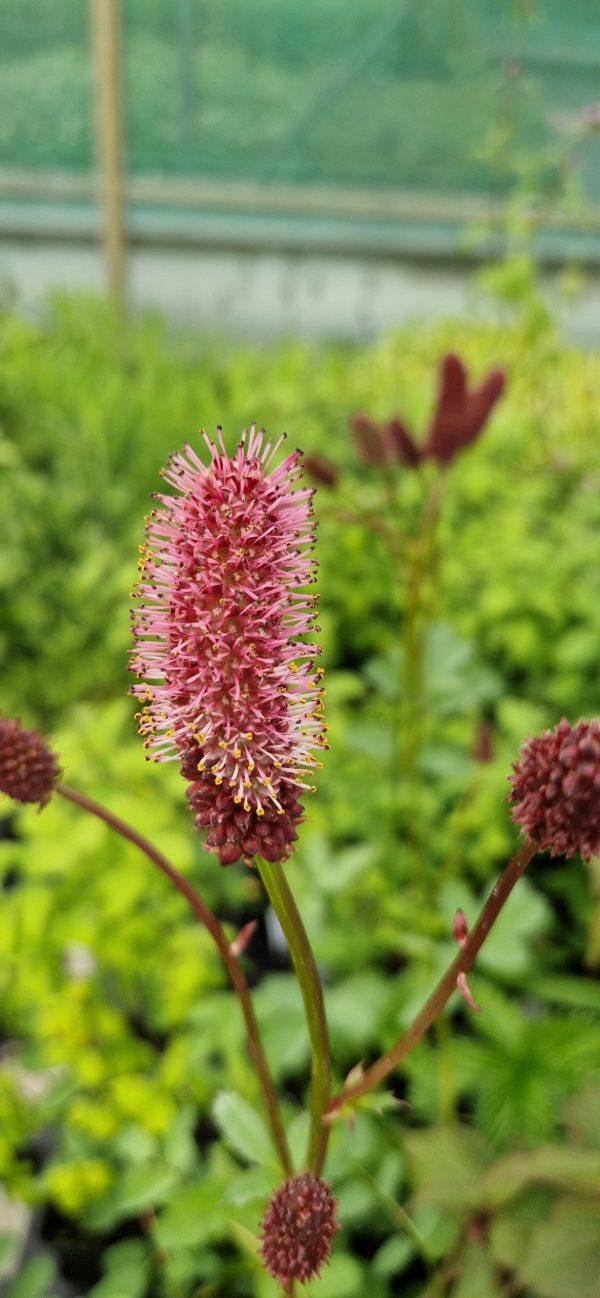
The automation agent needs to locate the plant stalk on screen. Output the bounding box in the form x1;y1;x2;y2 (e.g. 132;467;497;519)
56;782;292;1176
326;839;536;1116
257;858;331;1177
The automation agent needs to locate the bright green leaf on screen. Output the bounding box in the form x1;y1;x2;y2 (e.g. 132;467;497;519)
212;1092;276;1167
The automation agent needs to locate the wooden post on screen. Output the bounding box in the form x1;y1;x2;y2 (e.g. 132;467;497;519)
90;0;126;309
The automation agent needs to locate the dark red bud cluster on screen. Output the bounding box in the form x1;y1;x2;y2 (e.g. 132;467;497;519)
259;1172;339;1286
509;718;600;862
0;717;60;808
303;453;339;488
350;353;506;470
181;744;303;867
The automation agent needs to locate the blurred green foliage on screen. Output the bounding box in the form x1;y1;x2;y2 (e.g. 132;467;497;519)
3;0;600;205
1;297;600;1296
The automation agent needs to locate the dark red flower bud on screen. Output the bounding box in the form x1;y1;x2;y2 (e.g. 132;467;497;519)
384;418;421;466
259;1172;339;1286
472;718;494;764
350;413;388;466
423;353;506;464
0;717;60;807
304;454;338;488
452;908;469;946
509;718;600;861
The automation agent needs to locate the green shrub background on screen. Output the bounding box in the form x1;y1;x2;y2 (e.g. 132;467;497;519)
1;297;600;1297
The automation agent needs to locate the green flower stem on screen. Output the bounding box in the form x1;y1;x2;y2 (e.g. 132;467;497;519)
56;782;292;1177
257;857;332;1176
326;839;536;1118
396;472;444;892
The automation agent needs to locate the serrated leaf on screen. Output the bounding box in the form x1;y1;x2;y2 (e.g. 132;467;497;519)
478;876;552;978
532;975;600;1013
154;1180;223;1250
519;1197;600;1298
489;1188;557;1271
452;1239;503;1298
404;1125;491;1211
222;1165;277;1208
481;1145;600;1207
563;1083;600;1151
161;1106;198;1174
325;972;392;1051
212;1092;276;1167
110;1161;180;1216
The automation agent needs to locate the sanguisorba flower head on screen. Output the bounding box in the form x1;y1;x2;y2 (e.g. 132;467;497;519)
259;1172;339;1286
509;718;600;861
131;424;326;867
0;717;60;807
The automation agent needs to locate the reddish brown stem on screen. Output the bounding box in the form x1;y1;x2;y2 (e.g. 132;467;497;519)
326;839;536;1117
57;782;292;1175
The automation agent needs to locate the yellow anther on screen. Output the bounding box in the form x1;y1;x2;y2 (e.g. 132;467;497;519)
196;760;206;772
273;760;282;768
233;747;242;759
243;779;251;788
218;740;227;750
248;760;255;771
215;776;223;786
243;800;251;812
243;732;253;740
234;795;242;804
256;807;265;817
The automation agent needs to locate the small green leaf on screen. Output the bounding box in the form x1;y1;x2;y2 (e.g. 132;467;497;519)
0;1235;19;1270
8;1256;56;1298
155;1180;223;1250
307;1252;364;1296
371;1235;415;1276
519;1197;600;1298
110;1161;180;1216
287;1110;310;1170
222;1165;277;1208
212;1092;275;1167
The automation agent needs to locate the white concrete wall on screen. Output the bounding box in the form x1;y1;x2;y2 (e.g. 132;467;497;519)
2;235;600;345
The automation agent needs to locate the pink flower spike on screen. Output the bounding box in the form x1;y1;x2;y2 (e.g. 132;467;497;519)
457;972;481;1013
131;424;326;868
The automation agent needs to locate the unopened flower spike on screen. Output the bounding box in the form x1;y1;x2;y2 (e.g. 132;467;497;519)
509;717;600;862
131;423;325;867
259;1172;339;1286
0;717;60;807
